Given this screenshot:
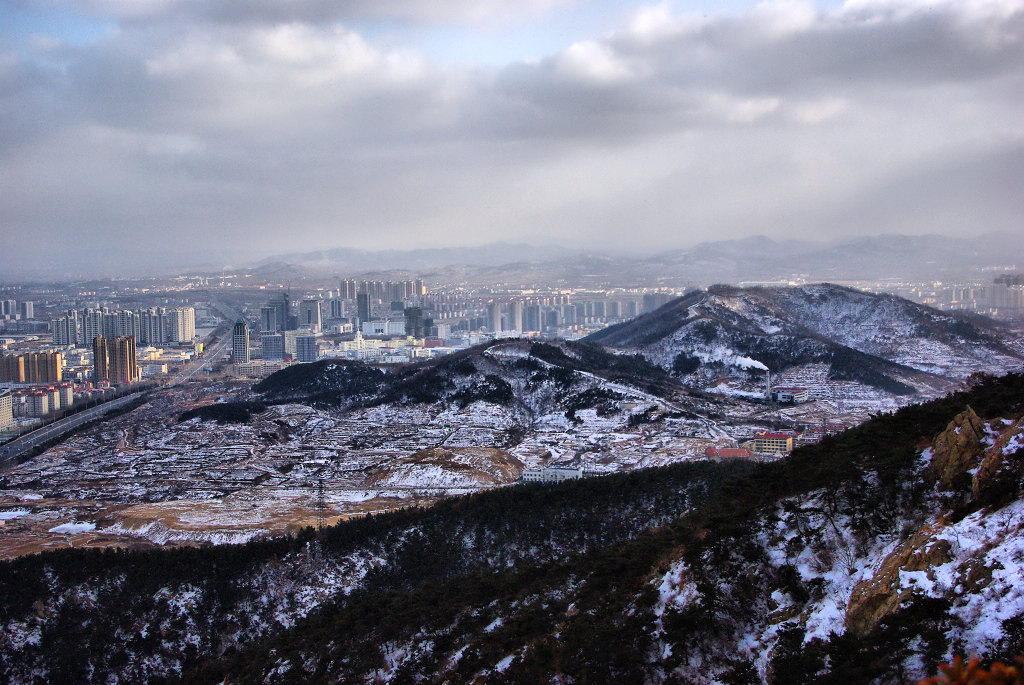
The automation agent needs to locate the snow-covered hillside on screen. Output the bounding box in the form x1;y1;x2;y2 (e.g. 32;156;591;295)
588;283;1022;394
5;373;1024;684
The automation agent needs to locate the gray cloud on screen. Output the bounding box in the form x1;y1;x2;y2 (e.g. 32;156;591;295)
69;0;576;26
2;0;1023;278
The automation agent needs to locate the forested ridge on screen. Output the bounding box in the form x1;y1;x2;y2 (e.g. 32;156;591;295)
3;373;1024;683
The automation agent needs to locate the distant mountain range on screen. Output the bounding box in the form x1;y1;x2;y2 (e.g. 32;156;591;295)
247;233;1024;285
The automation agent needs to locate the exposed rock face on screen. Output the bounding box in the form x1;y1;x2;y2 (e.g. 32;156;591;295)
973;418;1024;505
845;524;952;635
929;406;986;488
365;447;524;488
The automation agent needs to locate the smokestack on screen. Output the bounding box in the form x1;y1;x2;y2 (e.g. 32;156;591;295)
765;369;772;400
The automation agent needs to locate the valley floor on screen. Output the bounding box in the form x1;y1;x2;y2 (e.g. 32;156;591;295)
0;367;947;559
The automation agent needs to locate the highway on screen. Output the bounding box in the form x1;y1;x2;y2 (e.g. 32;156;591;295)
0;296;245;470
0;392;146;468
169;297;241;386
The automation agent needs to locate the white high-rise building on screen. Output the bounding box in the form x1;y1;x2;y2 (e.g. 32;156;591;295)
118;310;141;339
509;301;523;333
82;309;104;344
487;301;502;333
168;307;196;342
0;389;13;430
53;310;80;347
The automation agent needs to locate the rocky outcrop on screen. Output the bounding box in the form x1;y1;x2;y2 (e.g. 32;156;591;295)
972;418;1024;506
845;524;952;635
929;406;986;488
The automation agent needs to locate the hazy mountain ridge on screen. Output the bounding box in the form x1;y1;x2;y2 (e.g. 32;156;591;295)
244;234;1024;285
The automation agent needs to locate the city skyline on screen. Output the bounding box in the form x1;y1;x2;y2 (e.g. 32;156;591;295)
2;0;1022;278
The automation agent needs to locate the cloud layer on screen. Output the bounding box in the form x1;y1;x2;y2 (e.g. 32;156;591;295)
2;0;1023;277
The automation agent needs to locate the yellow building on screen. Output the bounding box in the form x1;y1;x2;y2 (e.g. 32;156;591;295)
0;352;63;383
752;432;794;453
93;336;138;384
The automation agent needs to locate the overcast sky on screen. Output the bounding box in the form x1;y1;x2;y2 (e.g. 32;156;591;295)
1;0;1022;278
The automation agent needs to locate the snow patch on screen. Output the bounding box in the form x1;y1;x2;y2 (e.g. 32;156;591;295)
48;522;96;534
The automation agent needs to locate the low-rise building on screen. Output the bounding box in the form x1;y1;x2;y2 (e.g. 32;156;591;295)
704;446;755;460
752;431;795;453
771;387;810;403
26;391;49;417
521;466;587;483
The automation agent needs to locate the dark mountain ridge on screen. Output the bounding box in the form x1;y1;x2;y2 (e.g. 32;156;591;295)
4;373;1024;683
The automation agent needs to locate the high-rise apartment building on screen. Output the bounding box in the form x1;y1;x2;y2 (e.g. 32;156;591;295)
329;299;345;320
299;300;322;332
357;293;371;322
93;336;137;384
139;308;171;345
25;352;63;383
82;309;104;344
18;302;33;319
168;307;196;342
52;310;80;346
0;355;25;383
509;301;523;333
232;319;250;364
404;307;424;338
340;279;357;300
259;307;279;333
0;352;63;383
295;335;319;363
260;333;285;361
487;302;502;333
0;389;13;431
524;304;542;332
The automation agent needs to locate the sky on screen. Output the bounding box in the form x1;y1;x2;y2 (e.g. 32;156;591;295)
1;0;1022;278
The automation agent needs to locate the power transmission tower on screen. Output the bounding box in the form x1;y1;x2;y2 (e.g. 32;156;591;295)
314;478;327;532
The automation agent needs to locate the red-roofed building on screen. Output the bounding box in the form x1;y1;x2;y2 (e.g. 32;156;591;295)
704;446;754;460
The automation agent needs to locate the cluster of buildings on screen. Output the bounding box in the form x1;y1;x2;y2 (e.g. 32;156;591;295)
1;299;33;321
52;307;196;348
0;351;63;384
520;466;594;483
944;275;1024;317
93;336;139;384
704;421;852;461
220;280;686;379
0;349;113;429
0;299;45;335
4;383;76;420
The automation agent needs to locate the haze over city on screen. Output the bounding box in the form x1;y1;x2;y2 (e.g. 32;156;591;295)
2;0;1023;278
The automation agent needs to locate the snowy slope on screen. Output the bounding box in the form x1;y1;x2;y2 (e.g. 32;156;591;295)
588;284;1022;392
